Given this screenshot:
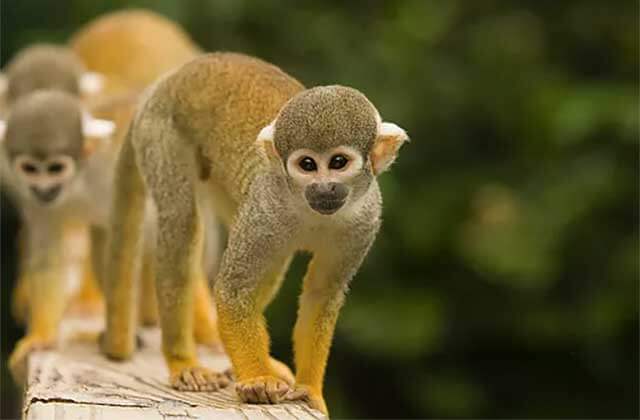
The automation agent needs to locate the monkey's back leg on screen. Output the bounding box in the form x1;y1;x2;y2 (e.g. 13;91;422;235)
135;116;229;391
102;127;146;360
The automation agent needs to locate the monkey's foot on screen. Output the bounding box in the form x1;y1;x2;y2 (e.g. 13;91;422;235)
9;335;55;384
99;331;140;361
285;385;328;415
235;375;290;404
170;366;231;392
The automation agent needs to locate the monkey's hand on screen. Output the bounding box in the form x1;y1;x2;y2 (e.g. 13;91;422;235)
169;365;232;392
8;334;56;384
284;384;328;415
235;375;291;404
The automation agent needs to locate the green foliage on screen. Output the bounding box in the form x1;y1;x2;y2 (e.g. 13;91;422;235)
1;0;637;418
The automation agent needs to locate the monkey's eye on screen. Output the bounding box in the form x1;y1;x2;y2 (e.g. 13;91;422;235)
329;154;349;170
299;157;317;172
21;162;38;174
48;162;66;174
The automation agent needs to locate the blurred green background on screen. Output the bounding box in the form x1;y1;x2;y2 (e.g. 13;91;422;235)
1;0;638;418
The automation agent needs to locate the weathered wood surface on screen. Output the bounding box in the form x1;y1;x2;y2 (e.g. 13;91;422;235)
24;318;325;419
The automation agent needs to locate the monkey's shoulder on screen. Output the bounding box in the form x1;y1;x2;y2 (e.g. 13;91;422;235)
159;52;303;111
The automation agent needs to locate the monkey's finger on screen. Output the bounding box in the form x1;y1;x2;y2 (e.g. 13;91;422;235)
203;371;229;390
237;382;260;403
215;372;231;388
254;381;270;403
223;367;235;381
180;370;197;391
192;369;207;388
284;387;310;402
265;379;288;403
276;381;290;398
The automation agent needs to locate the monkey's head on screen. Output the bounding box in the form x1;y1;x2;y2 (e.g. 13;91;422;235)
0;90;115;206
0;44;105;106
257;85;408;216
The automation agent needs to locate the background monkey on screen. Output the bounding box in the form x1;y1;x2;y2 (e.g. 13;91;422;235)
104;52;407;414
70;9;214;329
70;8;223;342
0;44;104;109
0;44;110;338
70;9;200;98
4;10;221;381
1;88;116;381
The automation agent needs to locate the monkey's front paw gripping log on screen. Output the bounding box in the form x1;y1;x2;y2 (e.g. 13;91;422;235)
170;366;233;392
235;375;291;404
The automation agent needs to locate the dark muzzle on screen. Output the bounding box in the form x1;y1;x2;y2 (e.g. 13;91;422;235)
31;185;61;203
305;182;348;215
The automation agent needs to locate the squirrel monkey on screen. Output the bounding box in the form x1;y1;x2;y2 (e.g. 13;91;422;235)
4;10;219;381
0;89;117;381
0;44;104;107
0;45;116;382
104;52;407;414
71;9;222;345
70;9;201;97
1;44;108;325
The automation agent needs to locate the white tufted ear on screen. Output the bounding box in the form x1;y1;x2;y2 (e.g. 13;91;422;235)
379;122;408;139
0;120;6;142
256;120;275;144
79;72;105;96
370;121;409;175
255;119;282;166
82;113;116;139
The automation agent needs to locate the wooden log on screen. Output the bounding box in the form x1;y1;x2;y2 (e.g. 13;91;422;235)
23;318;325;419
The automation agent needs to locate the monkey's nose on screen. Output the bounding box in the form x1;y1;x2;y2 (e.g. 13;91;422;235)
305;182;349;215
310;182;348;200
31;185;62;203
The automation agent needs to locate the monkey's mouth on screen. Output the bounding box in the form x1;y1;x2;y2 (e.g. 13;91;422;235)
31;185;62;204
308;199;345;215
